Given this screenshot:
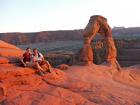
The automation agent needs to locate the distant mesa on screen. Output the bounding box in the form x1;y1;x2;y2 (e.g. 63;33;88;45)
1;27;140;45
113;26;125;30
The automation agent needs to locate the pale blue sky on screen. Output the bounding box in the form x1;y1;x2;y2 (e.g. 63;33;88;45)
0;0;140;32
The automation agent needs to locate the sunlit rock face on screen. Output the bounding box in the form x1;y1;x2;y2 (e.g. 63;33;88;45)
79;15;120;70
0;40;140;105
0;63;140;105
0;40;23;57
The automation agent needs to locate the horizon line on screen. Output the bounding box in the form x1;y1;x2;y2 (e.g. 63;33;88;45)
1;26;140;33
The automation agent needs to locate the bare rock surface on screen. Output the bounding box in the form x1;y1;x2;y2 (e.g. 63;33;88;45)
0;33;140;104
0;40;23;57
0;63;140;105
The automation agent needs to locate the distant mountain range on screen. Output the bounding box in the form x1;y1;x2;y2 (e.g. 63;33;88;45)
1;27;140;45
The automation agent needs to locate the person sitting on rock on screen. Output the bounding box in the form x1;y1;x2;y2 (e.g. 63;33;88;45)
20;47;32;67
32;48;52;75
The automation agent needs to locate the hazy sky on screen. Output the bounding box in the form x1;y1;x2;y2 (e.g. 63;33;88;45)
0;0;140;32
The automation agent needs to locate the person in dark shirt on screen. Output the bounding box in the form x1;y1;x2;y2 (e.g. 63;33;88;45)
20;47;32;67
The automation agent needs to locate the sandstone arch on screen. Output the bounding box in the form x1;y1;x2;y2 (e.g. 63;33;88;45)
79;15;121;71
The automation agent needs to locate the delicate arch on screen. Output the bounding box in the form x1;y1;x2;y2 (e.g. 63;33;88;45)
80;15;121;71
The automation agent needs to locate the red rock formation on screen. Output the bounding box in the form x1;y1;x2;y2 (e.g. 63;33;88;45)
0;41;140;105
80;15;121;70
0;63;140;105
57;64;70;70
78;41;93;65
0;40;23;57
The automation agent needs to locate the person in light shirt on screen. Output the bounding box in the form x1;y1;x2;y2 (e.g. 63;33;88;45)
32;48;52;75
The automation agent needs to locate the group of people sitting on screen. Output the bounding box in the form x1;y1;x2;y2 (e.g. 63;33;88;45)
20;47;52;75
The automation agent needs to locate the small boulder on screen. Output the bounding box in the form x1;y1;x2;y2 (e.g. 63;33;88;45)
57;64;70;70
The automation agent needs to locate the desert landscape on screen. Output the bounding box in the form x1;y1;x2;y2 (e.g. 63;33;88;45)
1;0;140;104
0;14;140;105
0;39;140;105
1;27;140;67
